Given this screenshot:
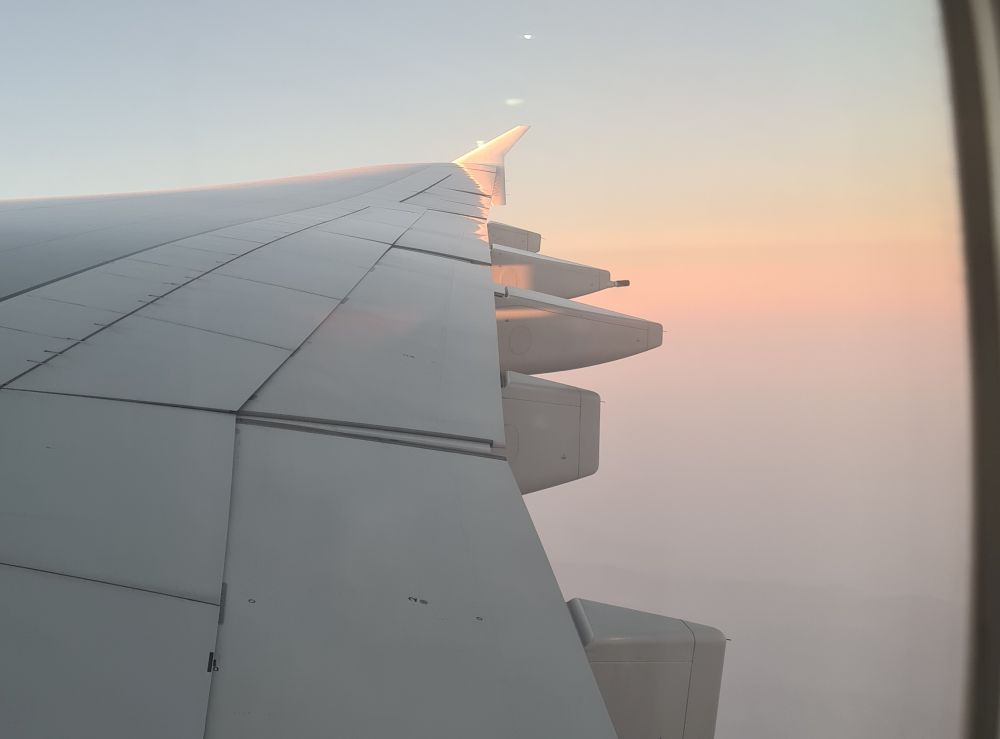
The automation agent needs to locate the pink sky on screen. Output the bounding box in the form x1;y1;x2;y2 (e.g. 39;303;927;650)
511;52;971;739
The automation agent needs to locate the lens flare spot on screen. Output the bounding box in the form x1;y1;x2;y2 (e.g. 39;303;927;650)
522;33;533;39
505;98;525;107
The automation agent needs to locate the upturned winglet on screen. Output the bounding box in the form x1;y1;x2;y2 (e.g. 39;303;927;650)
454;125;529;205
454;125;530;167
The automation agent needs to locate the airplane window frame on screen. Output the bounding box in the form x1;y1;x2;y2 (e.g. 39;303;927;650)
938;1;1000;736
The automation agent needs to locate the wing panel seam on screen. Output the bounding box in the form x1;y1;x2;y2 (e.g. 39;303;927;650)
0;560;219;607
236;418;506;460
0;165;438;304
0;212;369;388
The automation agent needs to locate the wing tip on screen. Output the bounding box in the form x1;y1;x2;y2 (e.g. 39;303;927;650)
454;125;530;166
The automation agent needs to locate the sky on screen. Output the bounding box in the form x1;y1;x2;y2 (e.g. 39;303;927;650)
1;1;970;737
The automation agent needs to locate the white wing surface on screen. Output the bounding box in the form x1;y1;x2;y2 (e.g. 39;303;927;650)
0;128;638;738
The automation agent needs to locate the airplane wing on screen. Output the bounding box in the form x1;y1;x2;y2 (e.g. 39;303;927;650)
0;127;661;738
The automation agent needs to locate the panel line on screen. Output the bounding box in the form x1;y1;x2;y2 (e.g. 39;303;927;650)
0;560;219;607
0;165;437;304
236;418;506;460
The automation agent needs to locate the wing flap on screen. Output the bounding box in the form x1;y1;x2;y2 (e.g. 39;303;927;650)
203;424;616;739
243;246;505;443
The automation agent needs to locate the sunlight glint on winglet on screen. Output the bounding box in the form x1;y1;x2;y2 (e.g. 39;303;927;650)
455;125;530;205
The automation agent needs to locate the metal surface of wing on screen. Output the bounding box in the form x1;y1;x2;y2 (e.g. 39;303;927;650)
0;132;624;738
